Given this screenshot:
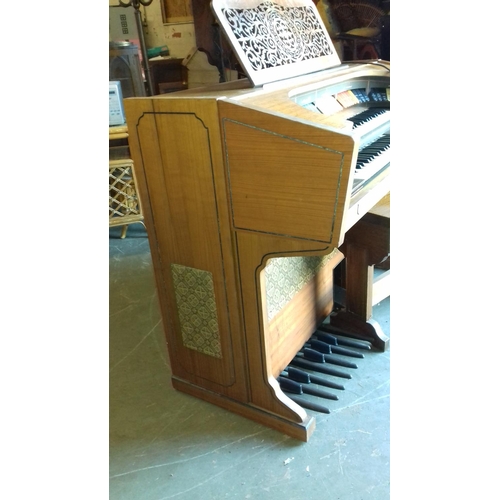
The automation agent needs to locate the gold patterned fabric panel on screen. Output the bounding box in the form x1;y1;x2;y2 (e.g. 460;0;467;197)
170;264;222;358
265;249;338;321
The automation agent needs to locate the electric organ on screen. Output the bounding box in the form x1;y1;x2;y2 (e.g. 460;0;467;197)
124;0;390;441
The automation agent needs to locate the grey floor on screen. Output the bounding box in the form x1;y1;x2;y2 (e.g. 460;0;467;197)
109;223;390;500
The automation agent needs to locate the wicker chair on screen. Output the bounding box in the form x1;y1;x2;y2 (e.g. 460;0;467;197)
323;1;385;61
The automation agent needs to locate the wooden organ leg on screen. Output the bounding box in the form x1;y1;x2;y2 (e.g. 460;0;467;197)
233;231;345;441
329;194;391;351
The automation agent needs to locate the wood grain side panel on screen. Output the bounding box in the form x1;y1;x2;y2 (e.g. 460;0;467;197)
266;250;344;377
125;97;248;400
218;100;355;248
234;230;338;423
223;120;342;242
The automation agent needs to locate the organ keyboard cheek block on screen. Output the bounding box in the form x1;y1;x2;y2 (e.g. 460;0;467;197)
124;0;390;441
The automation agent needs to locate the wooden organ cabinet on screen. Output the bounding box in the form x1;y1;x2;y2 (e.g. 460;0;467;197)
124;0;390;441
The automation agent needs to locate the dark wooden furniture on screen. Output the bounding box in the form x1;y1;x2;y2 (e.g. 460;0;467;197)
190;0;249;81
148;58;188;95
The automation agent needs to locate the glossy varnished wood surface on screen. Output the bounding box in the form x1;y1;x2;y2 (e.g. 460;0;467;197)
125;95;312;434
125;97;249;401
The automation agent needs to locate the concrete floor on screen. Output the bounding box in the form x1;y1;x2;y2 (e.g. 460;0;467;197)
109;223;390;500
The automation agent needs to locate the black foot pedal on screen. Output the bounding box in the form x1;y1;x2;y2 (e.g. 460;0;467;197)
306;339;358;369
314;331;338;346
283;366;345;391
327;344;364;359
290;356;352;379
300;348;354;377
318;325;372;350
278;375;338;400
286;395;331;414
281;320;374;416
309;335;365;358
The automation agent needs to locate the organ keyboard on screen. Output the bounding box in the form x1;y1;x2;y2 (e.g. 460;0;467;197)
124;0;390;441
296;83;391;193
